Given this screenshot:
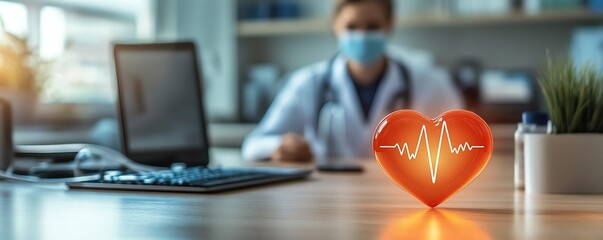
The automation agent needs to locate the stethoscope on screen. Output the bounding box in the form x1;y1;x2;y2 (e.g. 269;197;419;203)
315;55;412;158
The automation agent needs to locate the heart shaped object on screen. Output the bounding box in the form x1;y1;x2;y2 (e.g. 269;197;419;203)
373;110;493;207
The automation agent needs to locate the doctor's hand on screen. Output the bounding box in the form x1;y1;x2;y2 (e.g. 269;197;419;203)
271;133;313;163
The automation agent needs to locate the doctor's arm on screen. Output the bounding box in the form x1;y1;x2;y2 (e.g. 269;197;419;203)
414;68;465;118
241;73;314;162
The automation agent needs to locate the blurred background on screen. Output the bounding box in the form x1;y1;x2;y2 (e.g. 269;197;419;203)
1;0;602;151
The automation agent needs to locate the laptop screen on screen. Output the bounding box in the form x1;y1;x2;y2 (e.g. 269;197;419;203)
114;43;208;167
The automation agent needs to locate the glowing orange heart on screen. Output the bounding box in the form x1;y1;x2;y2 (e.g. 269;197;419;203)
373;110;493;208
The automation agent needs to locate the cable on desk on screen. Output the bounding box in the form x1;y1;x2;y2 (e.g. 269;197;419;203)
72;144;160;176
0;144;163;183
0;171;100;183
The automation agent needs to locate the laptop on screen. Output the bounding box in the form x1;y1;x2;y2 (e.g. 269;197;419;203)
68;42;311;193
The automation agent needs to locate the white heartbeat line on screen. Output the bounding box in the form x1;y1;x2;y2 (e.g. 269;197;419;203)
379;120;484;184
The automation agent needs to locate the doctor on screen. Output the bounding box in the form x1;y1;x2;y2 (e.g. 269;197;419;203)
242;0;463;162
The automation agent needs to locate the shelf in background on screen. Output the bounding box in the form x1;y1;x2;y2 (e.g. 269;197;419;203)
238;9;603;37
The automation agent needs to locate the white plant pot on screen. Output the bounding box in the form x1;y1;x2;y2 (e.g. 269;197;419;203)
525;134;603;194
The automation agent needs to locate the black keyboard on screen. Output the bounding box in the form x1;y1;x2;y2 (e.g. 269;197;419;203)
67;167;312;193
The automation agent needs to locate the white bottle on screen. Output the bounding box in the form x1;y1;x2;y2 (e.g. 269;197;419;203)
514;112;548;190
514;124;527;190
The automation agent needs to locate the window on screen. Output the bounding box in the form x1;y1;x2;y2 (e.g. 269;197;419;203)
0;1;27;37
39;6;136;103
0;0;153;105
0;0;155;124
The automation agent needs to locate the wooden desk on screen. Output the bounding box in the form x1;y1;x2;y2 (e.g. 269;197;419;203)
1;152;603;239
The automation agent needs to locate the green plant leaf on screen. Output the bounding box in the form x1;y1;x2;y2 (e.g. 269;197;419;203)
537;53;603;134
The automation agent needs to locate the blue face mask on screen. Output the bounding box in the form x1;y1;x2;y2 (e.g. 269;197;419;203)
338;31;387;66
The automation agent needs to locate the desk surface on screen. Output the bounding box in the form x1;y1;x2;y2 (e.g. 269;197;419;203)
1;152;603;240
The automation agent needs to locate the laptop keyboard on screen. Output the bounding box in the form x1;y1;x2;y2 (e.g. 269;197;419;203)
97;167;274;188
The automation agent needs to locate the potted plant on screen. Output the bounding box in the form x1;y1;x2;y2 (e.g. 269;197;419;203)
525;55;603;194
0;28;49;123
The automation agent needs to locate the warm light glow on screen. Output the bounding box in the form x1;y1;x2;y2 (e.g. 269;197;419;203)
373;110;493;207
379;120;485;183
379;209;491;240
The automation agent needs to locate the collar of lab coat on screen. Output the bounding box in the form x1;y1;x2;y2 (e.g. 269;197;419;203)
329;55;409;134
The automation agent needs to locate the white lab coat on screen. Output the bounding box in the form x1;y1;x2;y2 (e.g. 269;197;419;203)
242;55;463;161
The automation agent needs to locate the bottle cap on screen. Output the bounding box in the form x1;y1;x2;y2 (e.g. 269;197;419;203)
522;112;548;126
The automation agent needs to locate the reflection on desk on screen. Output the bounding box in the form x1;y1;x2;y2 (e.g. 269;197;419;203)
380;209;490;239
1;152;603;239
